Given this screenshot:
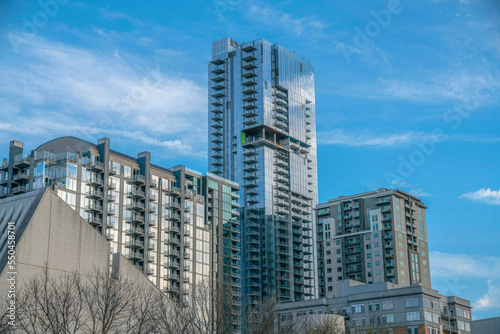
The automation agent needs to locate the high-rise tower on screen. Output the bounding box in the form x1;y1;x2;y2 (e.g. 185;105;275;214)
208;38;318;304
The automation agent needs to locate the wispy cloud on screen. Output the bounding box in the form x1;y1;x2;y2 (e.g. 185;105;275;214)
0;37;208;158
408;188;432;198
156;49;182;57
460;188;500;205
317;129;442;147
475;279;500;309
246;5;328;37
430;252;500;279
318;129;500;148
431;252;500;310
137;37;154;47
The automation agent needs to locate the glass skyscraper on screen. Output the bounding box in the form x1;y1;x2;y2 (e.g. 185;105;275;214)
208;38;318;304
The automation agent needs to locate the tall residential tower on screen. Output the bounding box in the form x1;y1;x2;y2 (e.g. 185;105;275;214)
208;37;318;303
315;189;432;298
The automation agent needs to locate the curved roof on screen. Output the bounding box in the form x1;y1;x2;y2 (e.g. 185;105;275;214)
34;136;96;154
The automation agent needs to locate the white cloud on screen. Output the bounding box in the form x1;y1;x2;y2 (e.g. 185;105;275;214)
317;129;443;147
430;252;500;279
246;6;328;37
460;188;500;205
408;188;432;198
156;49;182;57
430;252;500;309
475;279;500;309
0;38;208;158
318;129;500;148
137;37;154;47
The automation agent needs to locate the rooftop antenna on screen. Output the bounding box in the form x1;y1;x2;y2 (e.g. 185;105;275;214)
365;179;367;193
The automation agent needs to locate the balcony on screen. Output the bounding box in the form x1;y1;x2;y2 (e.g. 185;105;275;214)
12;173;29;183
85;203;103;213
87;161;104;172
165;186;181;196
128;189;145;199
165;237;181;246
12;184;29;195
165;213;181;222
127;202;145;211
127;214;145;224
87;177;104;187
0;159;9;171
129;174;146;185
164;261;180;270
87;216;102;226
126;251;143;261
125;227;144;236
125;240;144;249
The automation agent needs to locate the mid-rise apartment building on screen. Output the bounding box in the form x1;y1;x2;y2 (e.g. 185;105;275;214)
279;280;472;334
316;188;431;298
0;137;241;331
209;37;318;303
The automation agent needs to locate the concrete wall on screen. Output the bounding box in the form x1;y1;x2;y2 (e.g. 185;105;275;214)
0;189;110;298
471;317;500;334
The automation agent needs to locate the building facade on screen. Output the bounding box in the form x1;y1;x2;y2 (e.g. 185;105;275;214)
279;280;472;334
471;316;500;334
208;37;318;303
316;189;431;298
0;137;241;332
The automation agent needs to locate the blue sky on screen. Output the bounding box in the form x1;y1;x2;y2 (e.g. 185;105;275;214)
1;0;499;319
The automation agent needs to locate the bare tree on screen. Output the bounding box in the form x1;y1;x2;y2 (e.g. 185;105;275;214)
242;294;299;334
302;313;344;334
15;268;87;334
0;297;15;334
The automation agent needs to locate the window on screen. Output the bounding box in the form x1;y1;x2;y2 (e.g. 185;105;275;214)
375;261;380;266
367;253;372;259
405;298;419;307
406;311;420;321
375;251;379;257
374;242;379;247
458;321;465;330
383;314;394;323
382;301;393;310
366;235;370;240
368;303;380;311
352;304;364;313
407;327;418;334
